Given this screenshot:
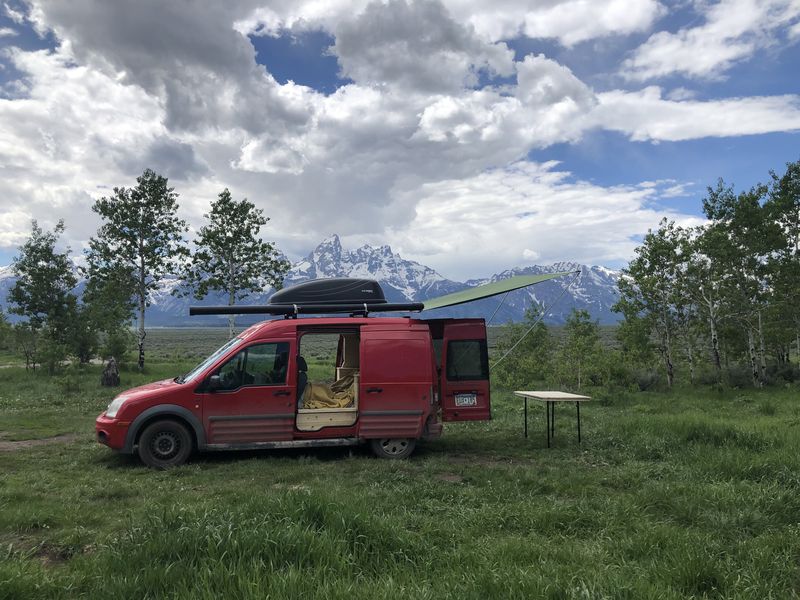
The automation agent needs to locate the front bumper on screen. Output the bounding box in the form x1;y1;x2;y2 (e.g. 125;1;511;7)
95;413;130;451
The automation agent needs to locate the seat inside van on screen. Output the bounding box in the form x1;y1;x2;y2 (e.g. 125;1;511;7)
296;333;360;431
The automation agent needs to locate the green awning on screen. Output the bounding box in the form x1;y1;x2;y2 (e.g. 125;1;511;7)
422;272;574;311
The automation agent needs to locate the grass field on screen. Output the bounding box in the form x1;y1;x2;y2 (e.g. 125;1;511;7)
1;331;800;598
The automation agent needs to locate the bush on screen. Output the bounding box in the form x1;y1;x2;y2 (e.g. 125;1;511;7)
38;338;69;375
767;363;799;384
634;369;661;391
57;363;83;394
102;328;134;363
726;364;755;388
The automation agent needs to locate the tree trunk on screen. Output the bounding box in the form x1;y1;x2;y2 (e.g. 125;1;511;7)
747;328;760;388
686;342;695;386
228;289;235;340
757;310;767;384
227;258;236;340
796;330;800;363
138;296;146;372
662;337;674;389
709;315;721;383
138;252;146;372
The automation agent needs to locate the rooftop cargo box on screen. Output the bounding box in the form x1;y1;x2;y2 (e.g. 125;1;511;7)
270;278;387;306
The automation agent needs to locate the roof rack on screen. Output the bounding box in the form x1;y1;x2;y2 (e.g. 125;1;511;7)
189;302;424;317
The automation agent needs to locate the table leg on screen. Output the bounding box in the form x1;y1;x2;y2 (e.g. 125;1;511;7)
546;401;550;448
550;401;555;438
524;397;528;439
577;401;581;444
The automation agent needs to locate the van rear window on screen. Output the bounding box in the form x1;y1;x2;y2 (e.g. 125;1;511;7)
446;340;489;381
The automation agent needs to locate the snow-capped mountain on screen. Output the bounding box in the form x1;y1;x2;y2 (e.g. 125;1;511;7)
0;235;622;326
285;235;465;303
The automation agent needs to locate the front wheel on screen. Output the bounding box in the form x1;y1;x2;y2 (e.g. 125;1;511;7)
137;420;193;469
369;438;416;460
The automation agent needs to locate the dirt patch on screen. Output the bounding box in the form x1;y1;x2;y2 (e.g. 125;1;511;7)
0;433;79;452
436;473;464;483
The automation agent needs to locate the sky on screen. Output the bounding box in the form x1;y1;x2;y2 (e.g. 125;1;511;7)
0;0;798;281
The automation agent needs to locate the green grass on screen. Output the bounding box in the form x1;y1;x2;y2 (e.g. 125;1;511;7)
1;353;800;597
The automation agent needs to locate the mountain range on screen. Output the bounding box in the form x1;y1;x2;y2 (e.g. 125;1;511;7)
0;235;622;326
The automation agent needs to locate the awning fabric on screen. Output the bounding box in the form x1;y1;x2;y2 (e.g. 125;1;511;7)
422;272;574;311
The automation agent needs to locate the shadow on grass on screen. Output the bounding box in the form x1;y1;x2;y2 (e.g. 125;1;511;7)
98;437;500;470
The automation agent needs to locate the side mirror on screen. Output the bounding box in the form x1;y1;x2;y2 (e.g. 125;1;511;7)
208;375;221;391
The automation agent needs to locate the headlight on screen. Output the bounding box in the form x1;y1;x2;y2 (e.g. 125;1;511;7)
106;396;129;419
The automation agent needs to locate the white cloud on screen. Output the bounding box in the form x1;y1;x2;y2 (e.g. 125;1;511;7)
1;0;799;278
383;161;705;279
238;0;666;47
0;26;17;36
330;0;514;93
446;0;666;46
623;0;800;81
591;86;800;141
3;2;25;24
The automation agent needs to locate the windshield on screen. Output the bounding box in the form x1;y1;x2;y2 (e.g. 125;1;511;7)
178;336;244;384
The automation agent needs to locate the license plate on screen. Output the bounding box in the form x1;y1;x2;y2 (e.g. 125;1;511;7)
455;393;477;407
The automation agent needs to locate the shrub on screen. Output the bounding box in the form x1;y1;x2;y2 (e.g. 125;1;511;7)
102;328;134;364
57;363;83;394
634;369;661;391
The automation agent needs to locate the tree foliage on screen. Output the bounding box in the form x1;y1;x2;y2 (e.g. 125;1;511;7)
553;310;608;391
8;220;79;372
614;157;800;388
8;220;77;333
180;189;289;338
493;305;553;389
85;168;188;370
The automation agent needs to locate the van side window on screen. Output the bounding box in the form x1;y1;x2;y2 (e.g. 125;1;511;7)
446;340;489;381
216;342;290;391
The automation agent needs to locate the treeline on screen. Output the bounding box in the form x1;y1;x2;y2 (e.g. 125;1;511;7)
495;158;799;392
0;169;288;373
616;158;799;389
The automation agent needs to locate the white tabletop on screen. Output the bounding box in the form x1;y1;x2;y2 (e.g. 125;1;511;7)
514;390;591;401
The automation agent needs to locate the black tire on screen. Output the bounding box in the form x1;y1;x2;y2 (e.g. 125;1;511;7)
137;420;193;469
369;437;416;460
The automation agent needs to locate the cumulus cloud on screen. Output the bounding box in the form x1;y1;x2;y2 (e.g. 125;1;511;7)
1;0;800;276
238;0;666;47
384;161;705;279
330;0;514;93
446;0;666;46
592;87;800;141
3;2;25;24
622;0;800;81
26;0;311;135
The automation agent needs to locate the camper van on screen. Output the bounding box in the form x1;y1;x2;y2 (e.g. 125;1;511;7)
96;279;492;468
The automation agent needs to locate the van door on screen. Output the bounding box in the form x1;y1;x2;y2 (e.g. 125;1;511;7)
440;320;491;421
358;324;431;439
201;341;295;445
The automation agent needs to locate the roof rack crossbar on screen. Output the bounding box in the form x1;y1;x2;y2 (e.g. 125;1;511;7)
189;302;424;317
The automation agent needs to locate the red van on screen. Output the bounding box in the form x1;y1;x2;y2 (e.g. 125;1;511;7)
95;312;491;469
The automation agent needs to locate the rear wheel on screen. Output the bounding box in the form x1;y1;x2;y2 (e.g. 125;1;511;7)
137;420;193;469
369;437;416;459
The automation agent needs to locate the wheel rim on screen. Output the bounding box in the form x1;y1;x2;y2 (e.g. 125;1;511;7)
379;438;408;456
150;431;180;460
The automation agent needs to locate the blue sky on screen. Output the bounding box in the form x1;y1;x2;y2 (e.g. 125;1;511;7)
0;0;799;278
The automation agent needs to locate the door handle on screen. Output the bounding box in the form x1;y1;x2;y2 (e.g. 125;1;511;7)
367;387;383;393
273;390;291;397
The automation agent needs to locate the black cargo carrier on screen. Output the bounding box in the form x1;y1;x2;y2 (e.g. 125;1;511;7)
270;278;386;305
189;278;424;317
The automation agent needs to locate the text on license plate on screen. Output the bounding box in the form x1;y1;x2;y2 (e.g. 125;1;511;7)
454;393;477;407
